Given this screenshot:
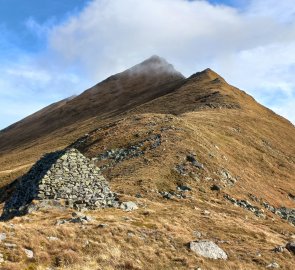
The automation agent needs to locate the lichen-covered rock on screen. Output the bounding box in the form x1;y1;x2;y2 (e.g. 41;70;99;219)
189;240;228;260
120;201;138;211
24;248;34;259
2;148;118;218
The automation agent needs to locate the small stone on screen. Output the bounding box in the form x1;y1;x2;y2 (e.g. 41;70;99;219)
24;248;34;258
83;215;93;222
0;233;6;241
189;240;227;260
266;262;280;269
0;253;4;263
120;201;138;211
177;185;192;191
285;242;295;254
4;243;17;248
193;231;202;238
55;219;67;225
97;224;108;228
272;246;284;253
161;191;173;199
211;185;221;191
47;236;59;241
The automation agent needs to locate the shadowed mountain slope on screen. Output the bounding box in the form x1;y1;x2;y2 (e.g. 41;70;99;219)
0;56;185;152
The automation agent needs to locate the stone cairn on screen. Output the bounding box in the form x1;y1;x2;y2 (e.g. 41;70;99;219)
2;148;118;218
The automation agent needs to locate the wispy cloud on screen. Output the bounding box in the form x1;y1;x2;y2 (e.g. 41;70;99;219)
0;0;295;128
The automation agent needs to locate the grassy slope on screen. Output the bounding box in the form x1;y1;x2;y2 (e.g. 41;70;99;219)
0;67;294;270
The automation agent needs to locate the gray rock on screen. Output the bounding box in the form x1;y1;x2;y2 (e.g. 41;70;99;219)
24;248;34;258
0;233;6;241
97;223;108;228
189;240;228;260
177;185;192;191
272;246;284;253
47;236;59;241
285;242;295;254
161;192;174;199
4;243;17;248
211;185;221;191
193;231;202;238
187;155;204;169
120;201;138;211
266;262;280;269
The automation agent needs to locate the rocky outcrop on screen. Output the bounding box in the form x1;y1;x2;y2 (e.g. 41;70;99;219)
2;148;118;218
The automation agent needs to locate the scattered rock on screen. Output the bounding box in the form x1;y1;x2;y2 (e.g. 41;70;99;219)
4;243;17;248
189;240;228;260
55;214;94;225
96;134;162;167
24;248;34;259
177;185;192;192
55;219;67;226
220;169;237;186
186;155;204;169
175;164;187;175
0;233;6;241
224;194;265;218
272;246;284;253
193;231;202;238
120;202;138;211
160;187;192;200
47;236;59;241
211;185;221;191
285;242;295;254
160;191;174;200
266;262;280;269
97;223;108;228
0;253;4;263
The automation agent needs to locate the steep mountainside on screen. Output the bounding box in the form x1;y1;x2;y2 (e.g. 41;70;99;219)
0;56;184;152
0;56;294;270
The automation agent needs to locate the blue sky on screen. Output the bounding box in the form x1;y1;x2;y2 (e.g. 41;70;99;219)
0;0;88;51
0;0;295;129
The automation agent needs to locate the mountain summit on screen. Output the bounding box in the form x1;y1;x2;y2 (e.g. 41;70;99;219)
127;55;185;78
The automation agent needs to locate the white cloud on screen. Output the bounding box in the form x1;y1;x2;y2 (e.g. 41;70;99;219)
1;0;295;128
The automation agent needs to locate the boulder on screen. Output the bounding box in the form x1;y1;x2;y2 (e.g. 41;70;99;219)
120;201;138;211
189;240;228;260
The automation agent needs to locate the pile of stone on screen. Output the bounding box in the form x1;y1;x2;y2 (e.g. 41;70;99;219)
2;148;118;218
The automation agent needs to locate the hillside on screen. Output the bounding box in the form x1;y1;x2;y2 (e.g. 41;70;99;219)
0;56;294;270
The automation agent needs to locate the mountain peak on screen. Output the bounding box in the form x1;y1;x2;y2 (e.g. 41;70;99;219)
190;68;226;82
128;55;185;78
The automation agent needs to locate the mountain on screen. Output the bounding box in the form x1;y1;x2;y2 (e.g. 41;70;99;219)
0;56;294;270
0;55;184;152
